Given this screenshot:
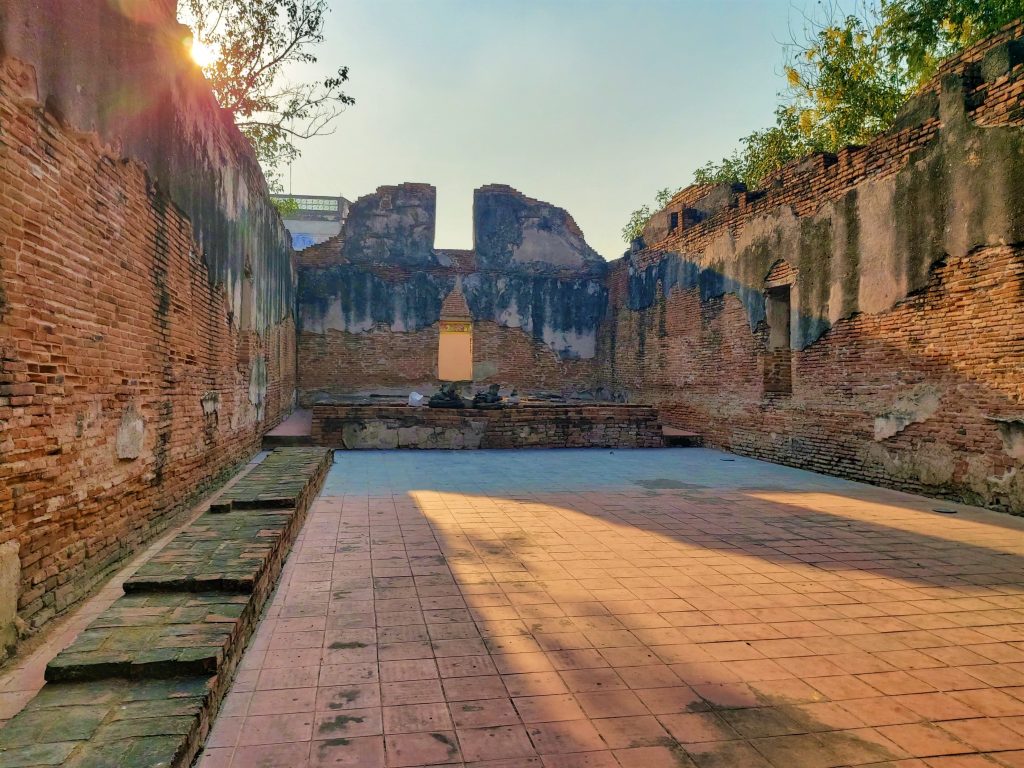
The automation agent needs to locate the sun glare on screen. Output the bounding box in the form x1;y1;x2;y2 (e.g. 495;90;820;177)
189;37;219;68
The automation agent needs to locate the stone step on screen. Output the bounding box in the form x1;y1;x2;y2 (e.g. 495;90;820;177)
45;593;246;682
122;508;296;594
662;425;703;447
0;447;334;768
261;433;314;449
47;448;332;683
0;677;213;768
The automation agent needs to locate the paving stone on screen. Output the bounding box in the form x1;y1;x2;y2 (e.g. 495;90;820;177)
204;449;1024;768
125;448;332;594
0;679;207;768
0;742;78;768
0;449;333;768
46;594;247;682
214;448;331;510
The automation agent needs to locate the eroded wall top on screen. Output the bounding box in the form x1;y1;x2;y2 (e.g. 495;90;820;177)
618;20;1024;351
298;183;608;361
474;185;607;278
0;0;295;331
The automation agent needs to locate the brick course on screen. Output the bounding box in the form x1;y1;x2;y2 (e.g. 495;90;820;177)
297;320;598;403
0;55;296;635
312;404;663;449
601;26;1024;514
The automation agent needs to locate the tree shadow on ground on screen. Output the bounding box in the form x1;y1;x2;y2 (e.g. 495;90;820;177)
392;480;1024;767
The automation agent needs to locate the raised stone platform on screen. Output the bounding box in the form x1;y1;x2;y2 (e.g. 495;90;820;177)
311;403;665;449
0;447;333;768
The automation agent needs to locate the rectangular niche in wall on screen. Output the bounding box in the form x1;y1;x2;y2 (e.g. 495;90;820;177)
438;320;473;381
764;284;793;395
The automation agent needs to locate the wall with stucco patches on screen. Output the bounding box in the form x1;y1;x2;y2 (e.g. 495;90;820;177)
602;25;1024;514
0;0;297;653
296;184;607;400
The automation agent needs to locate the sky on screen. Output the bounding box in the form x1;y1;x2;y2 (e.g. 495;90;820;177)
283;0;801;259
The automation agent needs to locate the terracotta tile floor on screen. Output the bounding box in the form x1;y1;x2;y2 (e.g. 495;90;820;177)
198;448;1024;768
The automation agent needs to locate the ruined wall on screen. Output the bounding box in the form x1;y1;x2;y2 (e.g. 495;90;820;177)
311;404;663;450
0;2;296;645
602;25;1024;513
297;184;606;402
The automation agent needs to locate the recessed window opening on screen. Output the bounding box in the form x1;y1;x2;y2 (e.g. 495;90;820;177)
764;283;793;395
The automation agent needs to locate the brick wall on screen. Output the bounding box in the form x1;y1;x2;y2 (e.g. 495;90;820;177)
297;320;598;404
0;51;296;635
602;25;1024;514
312;404;663;449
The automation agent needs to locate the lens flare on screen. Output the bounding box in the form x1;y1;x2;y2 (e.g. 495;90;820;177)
189;37;219;68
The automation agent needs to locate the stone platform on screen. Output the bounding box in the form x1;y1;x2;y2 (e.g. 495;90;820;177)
0;447;333;768
312;403;665;450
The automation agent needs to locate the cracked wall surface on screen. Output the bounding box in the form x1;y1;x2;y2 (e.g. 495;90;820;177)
601;23;1024;514
0;0;297;649
296;184;607;402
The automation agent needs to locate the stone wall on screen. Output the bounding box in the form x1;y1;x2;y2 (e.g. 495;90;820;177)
296;184;606;402
0;2;296;649
601;25;1024;514
312;404;663;449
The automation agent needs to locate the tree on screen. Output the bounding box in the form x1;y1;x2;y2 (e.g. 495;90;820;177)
623;0;1024;242
694;107;809;188
179;0;354;190
784;11;908;151
621;187;682;244
271;196;300;217
881;0;1024;84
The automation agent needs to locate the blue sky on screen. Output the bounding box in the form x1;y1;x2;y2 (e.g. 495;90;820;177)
284;0;800;258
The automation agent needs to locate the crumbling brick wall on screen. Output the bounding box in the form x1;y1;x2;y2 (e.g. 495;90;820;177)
298;320;599;403
601;25;1024;514
0;6;296;640
296;184;606;400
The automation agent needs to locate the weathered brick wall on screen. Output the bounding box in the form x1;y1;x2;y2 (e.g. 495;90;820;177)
296;183;607;401
312;404;663;449
0;46;295;638
297;320;598;404
601;26;1024;514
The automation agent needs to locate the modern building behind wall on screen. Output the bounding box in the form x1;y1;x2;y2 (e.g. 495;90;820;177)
271;194;351;250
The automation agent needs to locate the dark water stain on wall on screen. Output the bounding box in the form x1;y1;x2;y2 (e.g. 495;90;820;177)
298;265;608;360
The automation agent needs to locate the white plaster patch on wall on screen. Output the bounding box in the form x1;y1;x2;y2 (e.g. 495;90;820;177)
320;297;374;334
859;177;906;315
511;222;586;269
116;404;145;460
0;540;20;657
874;386;941;441
390;294;411;333
249;357;268;422
201;391;220;416
496;295;523;328
541;324;597;359
825;199;852;326
991;417;1024;460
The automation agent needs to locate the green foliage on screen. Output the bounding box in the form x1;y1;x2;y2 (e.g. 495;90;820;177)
694;108;810;188
785;12;909;150
271;196;300;217
677;0;1024;212
179;0;354;190
621;187;682;244
882;0;1024;83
